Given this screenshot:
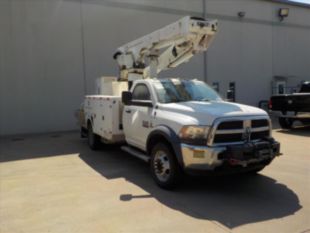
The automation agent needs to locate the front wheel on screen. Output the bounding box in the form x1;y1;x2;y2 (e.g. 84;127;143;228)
279;117;293;129
150;143;182;189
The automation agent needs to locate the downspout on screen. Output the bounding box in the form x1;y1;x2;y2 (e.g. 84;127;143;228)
203;0;208;83
80;0;87;95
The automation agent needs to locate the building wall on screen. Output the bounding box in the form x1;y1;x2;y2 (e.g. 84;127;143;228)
206;0;310;105
0;0;309;136
0;0;204;136
0;0;86;136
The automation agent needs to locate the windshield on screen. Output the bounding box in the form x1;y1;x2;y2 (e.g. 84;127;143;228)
153;79;222;103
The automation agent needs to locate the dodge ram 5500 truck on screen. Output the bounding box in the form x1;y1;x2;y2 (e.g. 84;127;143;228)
78;17;281;189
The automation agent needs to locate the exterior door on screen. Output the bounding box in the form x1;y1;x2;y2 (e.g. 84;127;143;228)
276;81;286;94
123;83;154;150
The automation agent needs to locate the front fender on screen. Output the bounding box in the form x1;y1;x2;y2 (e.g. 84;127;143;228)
146;125;184;167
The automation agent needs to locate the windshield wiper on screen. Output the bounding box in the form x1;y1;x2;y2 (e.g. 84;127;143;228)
200;98;211;101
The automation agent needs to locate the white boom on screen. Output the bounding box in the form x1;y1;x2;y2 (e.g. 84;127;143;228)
113;16;218;81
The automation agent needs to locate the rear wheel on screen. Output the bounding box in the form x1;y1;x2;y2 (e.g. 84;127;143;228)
150;143;182;189
279;117;293;129
88;123;100;150
80;127;87;138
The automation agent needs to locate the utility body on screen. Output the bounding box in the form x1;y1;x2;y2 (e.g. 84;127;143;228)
78;16;280;188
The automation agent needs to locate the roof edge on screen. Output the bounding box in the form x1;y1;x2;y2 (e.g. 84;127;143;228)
265;0;310;8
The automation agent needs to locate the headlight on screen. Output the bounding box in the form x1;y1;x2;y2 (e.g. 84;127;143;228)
179;126;210;145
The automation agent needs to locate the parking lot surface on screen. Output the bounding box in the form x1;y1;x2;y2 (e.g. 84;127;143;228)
0;125;309;233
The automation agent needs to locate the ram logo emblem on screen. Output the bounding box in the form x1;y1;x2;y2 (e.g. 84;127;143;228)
243;127;251;142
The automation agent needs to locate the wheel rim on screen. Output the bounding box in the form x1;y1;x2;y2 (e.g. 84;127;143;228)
154;150;171;182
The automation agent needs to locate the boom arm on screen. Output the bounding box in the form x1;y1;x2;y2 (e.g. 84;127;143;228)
113;16;218;81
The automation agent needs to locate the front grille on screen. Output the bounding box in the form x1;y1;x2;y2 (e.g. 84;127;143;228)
217;121;243;130
214;133;243;143
252;119;268;128
251;130;269;140
210;118;270;145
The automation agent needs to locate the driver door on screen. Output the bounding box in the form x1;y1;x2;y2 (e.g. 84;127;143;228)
123;83;154;150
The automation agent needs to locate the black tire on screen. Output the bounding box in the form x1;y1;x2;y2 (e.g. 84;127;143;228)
279;117;293;129
87;123;100;150
150;143;182;189
80;127;87;138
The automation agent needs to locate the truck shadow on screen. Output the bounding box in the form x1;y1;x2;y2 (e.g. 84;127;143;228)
0;132;301;229
79;143;302;229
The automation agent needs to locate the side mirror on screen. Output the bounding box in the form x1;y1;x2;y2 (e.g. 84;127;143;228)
122;91;132;105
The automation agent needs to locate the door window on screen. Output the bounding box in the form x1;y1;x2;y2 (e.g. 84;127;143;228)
132;84;151;100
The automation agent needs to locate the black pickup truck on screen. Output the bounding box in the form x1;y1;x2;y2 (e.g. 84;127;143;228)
269;81;310;129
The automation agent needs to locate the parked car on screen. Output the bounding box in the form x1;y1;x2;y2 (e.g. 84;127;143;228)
269;81;310;129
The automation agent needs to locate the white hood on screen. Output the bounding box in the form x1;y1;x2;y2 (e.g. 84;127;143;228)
158;100;268;125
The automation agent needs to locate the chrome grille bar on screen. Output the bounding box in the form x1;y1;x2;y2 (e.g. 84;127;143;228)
207;116;271;146
215;126;270;135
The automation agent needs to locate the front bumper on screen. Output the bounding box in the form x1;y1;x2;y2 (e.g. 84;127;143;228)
181;138;280;172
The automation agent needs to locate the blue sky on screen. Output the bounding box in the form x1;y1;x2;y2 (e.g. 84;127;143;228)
289;0;310;4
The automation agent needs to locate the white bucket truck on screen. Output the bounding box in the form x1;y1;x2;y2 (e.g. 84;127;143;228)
78;16;280;189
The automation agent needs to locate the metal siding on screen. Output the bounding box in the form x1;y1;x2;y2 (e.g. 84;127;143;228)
205;0;310;106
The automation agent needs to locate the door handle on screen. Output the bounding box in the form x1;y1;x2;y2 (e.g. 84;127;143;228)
125;109;132;114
